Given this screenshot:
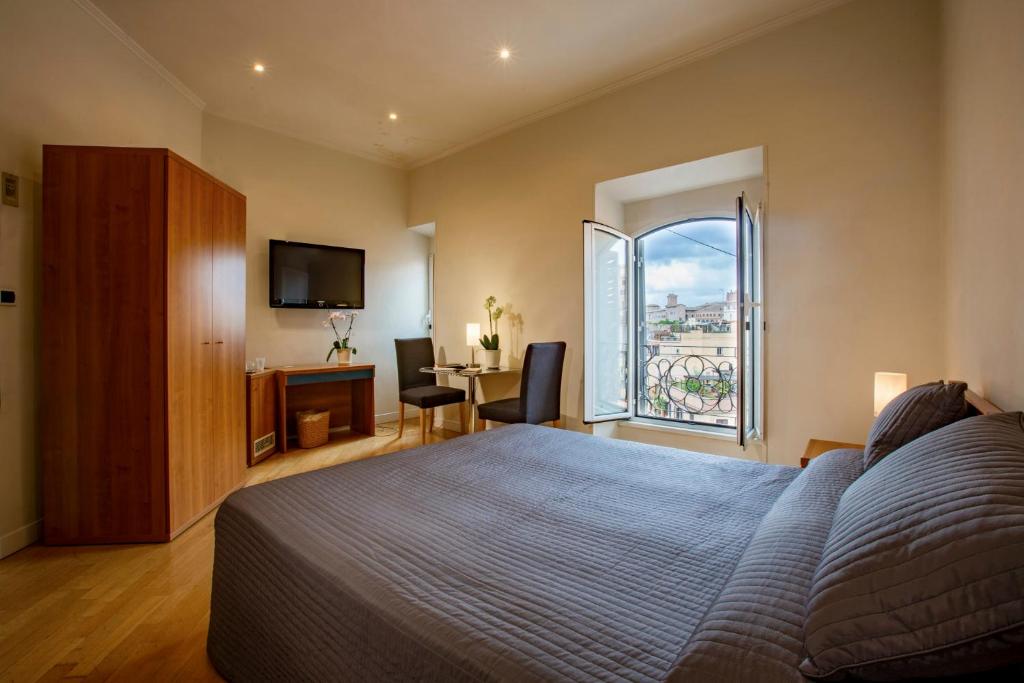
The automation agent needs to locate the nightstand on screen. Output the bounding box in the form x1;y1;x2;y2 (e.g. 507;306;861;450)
801;438;864;468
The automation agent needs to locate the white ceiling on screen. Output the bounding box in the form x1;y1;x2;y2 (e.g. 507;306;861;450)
90;0;837;168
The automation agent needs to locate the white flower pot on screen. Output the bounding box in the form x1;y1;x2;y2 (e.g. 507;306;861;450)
481;348;501;369
337;348;352;365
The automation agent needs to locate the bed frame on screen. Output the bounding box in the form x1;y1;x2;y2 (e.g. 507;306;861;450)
965;388;1002;416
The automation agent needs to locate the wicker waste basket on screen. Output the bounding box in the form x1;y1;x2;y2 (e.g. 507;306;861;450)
296;409;330;448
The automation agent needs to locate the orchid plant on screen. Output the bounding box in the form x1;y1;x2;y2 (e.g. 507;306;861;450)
324;311;358;361
480;296;503;350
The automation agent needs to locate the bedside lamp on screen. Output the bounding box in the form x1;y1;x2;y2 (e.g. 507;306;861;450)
466;323;481;367
874;372;907;416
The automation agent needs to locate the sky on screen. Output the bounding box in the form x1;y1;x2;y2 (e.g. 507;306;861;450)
640;218;736;309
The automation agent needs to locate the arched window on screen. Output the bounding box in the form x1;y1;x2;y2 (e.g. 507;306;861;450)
636;218;739;428
583;197;762;443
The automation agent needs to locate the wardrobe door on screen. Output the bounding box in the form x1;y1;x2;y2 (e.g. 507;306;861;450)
210;184;247;499
42;146;169;543
166;155;216;534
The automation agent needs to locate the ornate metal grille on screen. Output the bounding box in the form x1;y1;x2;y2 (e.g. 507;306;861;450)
638;344;738;427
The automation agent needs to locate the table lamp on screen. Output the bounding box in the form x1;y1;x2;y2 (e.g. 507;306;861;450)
874;371;907;416
466;323;481;367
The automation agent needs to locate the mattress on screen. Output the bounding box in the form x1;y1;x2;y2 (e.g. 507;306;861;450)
208;424;862;682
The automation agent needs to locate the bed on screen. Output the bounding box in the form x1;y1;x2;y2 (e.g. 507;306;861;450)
207;392;1023;682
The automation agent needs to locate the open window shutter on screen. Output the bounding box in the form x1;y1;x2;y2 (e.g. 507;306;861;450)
750;201;764;442
736;197;746;446
735;194;762;446
583;220;634;423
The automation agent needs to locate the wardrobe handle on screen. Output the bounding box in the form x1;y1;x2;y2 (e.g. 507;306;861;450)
215;340;224;344
201;341;211;345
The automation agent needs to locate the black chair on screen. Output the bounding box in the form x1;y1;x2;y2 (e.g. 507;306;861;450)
395;337;467;443
476;341;566;430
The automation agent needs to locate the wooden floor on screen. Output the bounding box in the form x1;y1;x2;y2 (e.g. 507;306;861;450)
0;420;457;682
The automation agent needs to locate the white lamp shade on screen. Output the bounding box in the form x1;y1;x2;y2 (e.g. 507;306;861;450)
466;323;481;346
874;372;908;416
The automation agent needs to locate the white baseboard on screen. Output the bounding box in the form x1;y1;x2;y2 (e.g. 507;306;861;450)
0;519;41;559
441;416;574;433
308;410;420;439
441;418;464;432
385;409;564;432
375;408;421;425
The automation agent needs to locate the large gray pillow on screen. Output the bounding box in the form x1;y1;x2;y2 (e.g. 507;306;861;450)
863;380;967;470
800;412;1024;681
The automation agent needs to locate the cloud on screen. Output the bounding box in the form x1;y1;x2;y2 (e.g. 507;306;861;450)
645;259;701;291
644;258;734;306
640;219;735;261
640;220;736;306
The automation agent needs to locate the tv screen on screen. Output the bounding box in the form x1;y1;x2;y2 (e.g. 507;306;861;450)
269;239;365;309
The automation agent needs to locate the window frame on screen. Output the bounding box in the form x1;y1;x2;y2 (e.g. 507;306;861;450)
583;198;765;446
633;216;739;436
583;220;635;423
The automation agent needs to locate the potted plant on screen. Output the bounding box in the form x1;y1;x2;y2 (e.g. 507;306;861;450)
324;311;358;364
479;296;504;369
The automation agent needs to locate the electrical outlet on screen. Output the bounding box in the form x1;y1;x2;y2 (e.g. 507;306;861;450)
0;290;15;305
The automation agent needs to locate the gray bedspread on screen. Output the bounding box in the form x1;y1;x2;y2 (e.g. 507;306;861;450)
208;424;860;682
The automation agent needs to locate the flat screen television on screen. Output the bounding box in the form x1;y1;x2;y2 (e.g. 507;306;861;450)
269;239;365;309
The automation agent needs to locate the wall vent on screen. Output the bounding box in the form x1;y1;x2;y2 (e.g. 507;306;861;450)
253;432;276;458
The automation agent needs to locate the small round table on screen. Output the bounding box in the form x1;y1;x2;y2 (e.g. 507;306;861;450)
418;366;518;432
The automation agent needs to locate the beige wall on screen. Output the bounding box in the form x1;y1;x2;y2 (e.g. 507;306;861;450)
409;0;946;464
623;177;763;237
201;114;431;421
942;0;1024;413
0;0;203;557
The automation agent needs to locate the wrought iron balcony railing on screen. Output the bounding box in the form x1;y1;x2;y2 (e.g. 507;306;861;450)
638;343;738;426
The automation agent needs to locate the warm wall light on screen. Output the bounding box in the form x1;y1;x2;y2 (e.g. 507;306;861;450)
498;47;511;60
465;323;481;346
388;112;398;121
253;63;265;73
874;372;908;416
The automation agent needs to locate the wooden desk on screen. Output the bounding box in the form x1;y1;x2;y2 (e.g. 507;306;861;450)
801;438;864;468
276;364;376;452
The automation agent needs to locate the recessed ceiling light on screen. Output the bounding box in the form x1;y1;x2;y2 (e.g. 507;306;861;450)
498;47;511;61
253;63;265;73
388;112;398;121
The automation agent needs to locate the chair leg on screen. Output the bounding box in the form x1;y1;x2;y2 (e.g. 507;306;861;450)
398;403;405;437
427;408;435;432
459;402;468;434
476;418;487;432
419;410;427;445
552;419;562;428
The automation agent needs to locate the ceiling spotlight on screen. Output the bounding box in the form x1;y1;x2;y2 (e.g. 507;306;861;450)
388;112;398;121
498;47;511;61
253;63;265;73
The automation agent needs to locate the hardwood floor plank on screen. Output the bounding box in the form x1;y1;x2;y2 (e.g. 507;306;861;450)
0;421;454;682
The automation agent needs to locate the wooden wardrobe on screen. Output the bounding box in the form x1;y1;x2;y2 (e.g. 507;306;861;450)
42;146;247;544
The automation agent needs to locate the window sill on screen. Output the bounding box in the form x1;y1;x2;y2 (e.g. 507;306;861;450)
620;417;737;441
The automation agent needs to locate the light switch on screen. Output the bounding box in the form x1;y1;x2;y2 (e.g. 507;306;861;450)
1;173;17;207
0;290;15;305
